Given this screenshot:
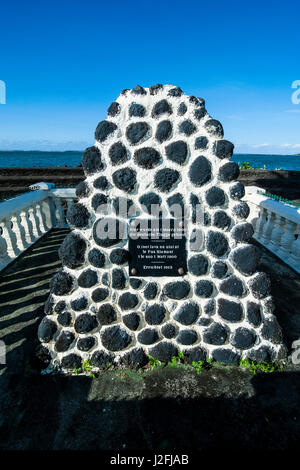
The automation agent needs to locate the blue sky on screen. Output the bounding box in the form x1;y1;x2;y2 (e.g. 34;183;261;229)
0;0;299;154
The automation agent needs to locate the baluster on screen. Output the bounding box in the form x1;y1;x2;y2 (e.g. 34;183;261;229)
277;219;296;259
261;210;276;246
35;201;47;233
254;207;267;241
28;206;40;240
0;221;10;268
288;224;300;273
32;203;43;237
41;198;54;230
11;213;26;252
54;198;67;228
269;215;285;256
1;218;20;258
19;209;33;246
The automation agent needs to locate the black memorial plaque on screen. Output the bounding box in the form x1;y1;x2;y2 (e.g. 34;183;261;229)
128;219;187;277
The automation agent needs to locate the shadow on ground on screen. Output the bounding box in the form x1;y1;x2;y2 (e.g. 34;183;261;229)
0;231;299;450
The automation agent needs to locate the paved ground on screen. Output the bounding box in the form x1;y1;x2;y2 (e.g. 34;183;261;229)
0;229;300;451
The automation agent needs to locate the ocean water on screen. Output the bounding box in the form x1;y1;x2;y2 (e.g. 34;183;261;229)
0;150;300;171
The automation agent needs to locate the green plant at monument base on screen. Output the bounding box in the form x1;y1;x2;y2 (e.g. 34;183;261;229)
72;359;96;378
240;358;285;375
147;354;162;370
191;361;204;374
170;351;185;366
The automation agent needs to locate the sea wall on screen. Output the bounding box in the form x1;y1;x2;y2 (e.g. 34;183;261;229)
1;167;300;201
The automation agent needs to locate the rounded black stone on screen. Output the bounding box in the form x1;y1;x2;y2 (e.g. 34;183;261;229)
55;331;75;353
213;211;232;230
156;120;172;143
77;336;96;352
174;302;199;325
123;312;140;331
78;269;98;288
177;102;187;115
204;119;224;138
93;176;109;190
97;304;117;324
112;268;127;290
91;193;108;212
134;147;161;169
179;120;197;136
130;278;143;289
57;311;72;327
102;273;109;286
205;186;226;207
263;297;275;314
74;313;98;334
163;281;190;300
92;287;109;303
229;182;245;200
54;300;66;313
112;168;136;193
152;99;172;118
198;317;212;326
61;354;82;370
219;162;240;182
219;274;247;298
211;348;240;365
149;84;163;95
167;193;184;218
176;329;198;345
139;192;162;214
93;217;126;248
184;347;207;364
101;325;132;351
50;271;74;296
189;156;211;187
195;280;214;298
144;282;158;300
154;168;180;193
121;348;149;369
249;273;271;299
88;248;106;268
218;298;243;322
44;295;55;315
126;122;150;145
107;101;120;117
203;322;228;345
145;304;166;325
232;202;250;219
109;142;129;166
165;140;188;165
246;301;262;327
129;103;146;117
194;107;206;120
231;327;257;350
195;136;208;150
168;86;183;97
70;296;88;311
203;299;216;316
91;350;114;368
213;139;234;159
188;254;209;276
211;261;228;279
231;223;254;243
206;231;229;258
118;292;139;311
132;85;146;95
149;341;178;362
138;328;159;345
110;248;129;265
230;245;260;275
38;318;57;343
67;203;90;228
247;346;272;363
82;146;103;175
75;181;90;199
161;323;177;339
95;120;118;142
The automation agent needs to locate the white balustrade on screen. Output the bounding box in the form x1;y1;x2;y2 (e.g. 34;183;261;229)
0;186;77;271
245;186;300;274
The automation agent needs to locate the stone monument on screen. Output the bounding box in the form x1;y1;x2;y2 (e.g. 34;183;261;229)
37;84;286;370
